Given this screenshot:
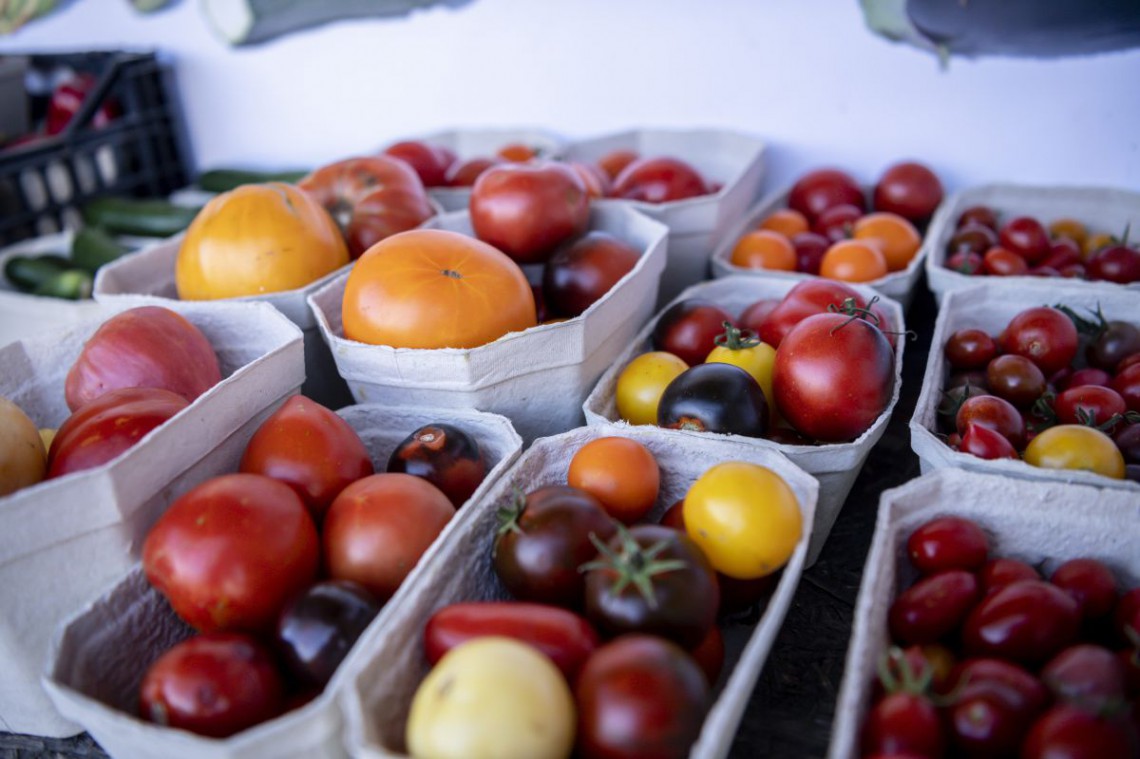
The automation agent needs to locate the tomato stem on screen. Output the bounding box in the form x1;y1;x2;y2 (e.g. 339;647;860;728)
1053;302;1108;338
579;525;686;608
713;321;761;351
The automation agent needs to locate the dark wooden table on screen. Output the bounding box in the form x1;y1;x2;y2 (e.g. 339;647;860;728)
0;279;938;759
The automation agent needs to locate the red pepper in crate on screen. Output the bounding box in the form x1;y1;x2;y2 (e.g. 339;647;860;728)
45;72;119;135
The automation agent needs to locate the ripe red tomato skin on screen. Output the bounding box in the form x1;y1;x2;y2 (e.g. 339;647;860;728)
788;168;866;222
424;601;600;684
958;205;999;231
1113;588;1140;646
138;632;284;738
1001;307;1079;376
947;681;1031;757
1042;644;1128;712
955;395;1025;448
999;217;1051;264
1054;385;1128;428
542;231;641;318
444;156;501;187
758;279;867;349
239;395;374;522
861;691;945;758
47;386;190;478
382;140;457;188
385;423;487;508
736;298;780;335
1050;558;1119;621
941;657;1050;719
906;516;989;575
951;223;1000;257
873;161;944;225
1088;244;1140;283
611;156;709;203
791;231;831;274
1112;363;1140;413
888;569;980;645
575;635;710;759
959;423;1020;460
650;299;735;367
469;161;590;264
1021;704;1138;759
983;246;1030;276
812;203;863;243
944;328;999;371
143;473;320;633
962;580;1081;666
979;558;1040;594
946;248;984;275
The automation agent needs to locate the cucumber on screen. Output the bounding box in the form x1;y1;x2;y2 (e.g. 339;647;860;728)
81;197;201;238
197;167;310;193
71;226;129;273
4;254;72;292
33;269;94;300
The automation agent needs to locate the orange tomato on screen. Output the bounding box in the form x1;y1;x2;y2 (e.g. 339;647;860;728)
567;436;660;524
176;183;349;300
757;208;809;239
496;143;539;162
852;212;922;272
819;239;889;283
596;149;639;181
730;230;797;271
1048;218;1088;247
341;229;537;349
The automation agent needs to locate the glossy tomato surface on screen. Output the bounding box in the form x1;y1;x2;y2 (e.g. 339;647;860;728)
386;423;487;508
542;230;640;318
650;298;735;367
382;140;457;187
567;436;659;525
275;579;380;688
611;156;709;203
787;168;866;222
962;580;1081;665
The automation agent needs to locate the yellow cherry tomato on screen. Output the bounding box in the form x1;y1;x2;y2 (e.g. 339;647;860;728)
1023;424;1125;479
683;462;802;580
1048;218;1088;248
615;351;689;426
704;323;777;408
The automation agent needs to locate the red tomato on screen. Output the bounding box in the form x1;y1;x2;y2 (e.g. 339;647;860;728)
888;569;980;645
1115;588;1140;646
946;248;985;275
812;203;863;243
979;558;1040;594
1054;384;1128;429
873;161;944;226
736;298;781;335
791;231;831;274
541;231;641;318
143;473;320;633
1042;644;1128;712
861;691;946;757
1112;363;1140;413
788;168;866;222
983;246;1030;276
424;601;600;683
650;299;735;367
382;140;457;188
575;635;709;759
138;632;284;738
64;305;220;412
469;161;590;264
1088;243;1140;283
239;395;373;521
962;580;1081;665
48;387;189;478
757;279;868;349
596;149;639;181
1001;306;1079;376
944;328;999;370
1021;704;1138;759
444;156;502;187
772;312;894;442
611;156;710;203
1050;558;1120;621
958;205;999;230
941;657;1050;719
386;423;487;508
688;623;725;686
322;473;454;602
999;217;1051;264
566;161;612;199
959;422;1020;460
906;516;989;575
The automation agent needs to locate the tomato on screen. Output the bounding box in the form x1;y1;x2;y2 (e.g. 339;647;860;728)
575;635;709;759
1115;588;1140;646
757;279;868;349
1116;423;1140;465
565;161;612;199
0;396;46;496
946;681;1033;757
757;208;809;238
704;322;777;404
650;299;735;367
1088;243;1140;283
1063;367;1112;390
819;239;889;283
298;156;435;258
381;140;457;188
772;312;894;443
852;212;922;272
177;183;350;299
958;205;999;231
444;156;501;187
64;305;221;412
963;580;1081;665
496;142;539;162
386;423;487;508
615;351;689;426
729;229;797;270
542;231;640;318
567;436;659;525
239;394;373;521
138;632;284;738
1050;558;1118;621
1023;424;1126;479
906;516;989;575
889;569;980;645
1001;306;1079;376
861;691;945;758
275;579;380;688
787;168;866;222
48;387;189;478
1021;704;1138;759
1042;643;1128;712
342;228;536;349
492;485;617;608
959;421;1020;460
683;461;801;580
323;473;454;602
424;601;599;683
736;298;781;335
950;223;1000;256
986;354;1047;409
791;231;831;274
1112;363;1140;413
469;161;590;264
1087;321;1140;372
942;657;1050;718
611;156;709;203
872;161;944;226
979;558;1040;594
406;637;576;759
581;524;719;648
1043;239;1083;270
946;248;984;275
812;203;863;244
1055;384;1128;429
143;473;319;633
983;245;1030;276
998;216;1051;264
944;328;999;370
657;363;769;437
595;149;639;181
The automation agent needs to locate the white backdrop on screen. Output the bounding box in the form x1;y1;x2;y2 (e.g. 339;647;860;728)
2;0;1139;192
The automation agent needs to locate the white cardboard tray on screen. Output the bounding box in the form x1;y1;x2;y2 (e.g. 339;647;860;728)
42;404;523;758
341;422;819;759
583;275;906;567
827;467;1140;759
0;300;304;737
308;204;669;445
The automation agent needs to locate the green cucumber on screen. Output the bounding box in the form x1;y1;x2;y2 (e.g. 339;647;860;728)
82;197;201;238
33;269;94;300
71;226;129;273
197;167;310;193
4;254;72;292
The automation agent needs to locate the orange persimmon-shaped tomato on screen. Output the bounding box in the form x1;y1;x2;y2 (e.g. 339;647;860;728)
176;183;349;300
342;229;537;349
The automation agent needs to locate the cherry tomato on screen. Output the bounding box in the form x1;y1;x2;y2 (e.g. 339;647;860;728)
736;298;781;335
1042;643;1128;712
819;239;889;283
651;298;735;367
757;207;809;238
595;149;639;181
956;394;1026;448
1042;239;1083;270
1023;424;1126;479
565;161;612;199
542;230;641;318
1064;367;1113;390
143;473;318;633
730;229;797;270
1002;306;1079;376
889;569;980;645
657;362;769;437
1115;588;1140;646
568;436;660;525
947;680;1033;757
941;657;1050;719
946;248;984;275
1050;558;1119;621
906;516;989;574
1054;385;1128;429
949;222;999;256
704;322;777;405
615;351;689;426
861;691;945;758
444;155;501;187
1112;363;1140;413
959;422;1020;460
757;279;867;349
852;210;922;272
986;354;1047;409
963;580;1081;665
979;558;1040;594
275;579;380;688
688;622;725;686
812;203;864;244
791;231;831;274
873;161;944;226
386;423;487;508
1116;423;1140;465
787;168;866;222
983;245;1030;276
999;216;1051;264
944;328;999;370
958;205;999;230
1088;321;1140;372
382;140;457;188
1021;704;1138;759
611;156;710;203
1088;243;1140;283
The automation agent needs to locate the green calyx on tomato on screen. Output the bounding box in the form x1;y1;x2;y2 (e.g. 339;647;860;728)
876;646;934;697
579;526;686;607
493;488;527;543
712;321;760;351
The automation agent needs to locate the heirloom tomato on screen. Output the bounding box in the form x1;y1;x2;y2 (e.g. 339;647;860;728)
787;168;865;222
704;322;777;406
541;230;640;318
611;156;709;203
757;279;867;349
651;299;735;367
1023;424;1126;479
567;436;659;525
657;363;769;438
275;579;380;688
0;396;46;496
872;161;943;226
381;140;457;187
386;423;487;508
615;351;689;426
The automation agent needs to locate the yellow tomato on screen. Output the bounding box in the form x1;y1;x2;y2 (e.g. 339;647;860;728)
704;326;776;409
1023;424;1125;479
0;396;46;497
176;182;349;300
615;351;689;426
683;462;802;579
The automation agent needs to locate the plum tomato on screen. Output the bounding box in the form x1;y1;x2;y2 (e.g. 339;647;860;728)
138;632;284;738
322;473;455;602
541;230;641;318
1023;424;1126;479
861;691;946;758
998;216;1051;264
1054;385;1128;430
906;516;989;575
956;394;1026;448
944;328;999;370
772;312;894;443
1021;704;1138;759
1041;643;1128;712
651;298;736;367
581;524;719;648
575;635;709;759
979;558;1041;594
611;155;710;203
872;161;944;226
142;473;319;633
888;569;980;645
492;485;617;608
382;140;457;188
386;423;487;508
615;351;689;426
946;680;1034;758
962;580;1081;665
985;354;1047;409
239;394;374;521
942;657;1050;719
1001;306;1079;376
787;168;866;222
959;422;1020;460
275;579;380;688
567;436;659;525
757;279;867;349
657;362;769;438
1050;558;1119;621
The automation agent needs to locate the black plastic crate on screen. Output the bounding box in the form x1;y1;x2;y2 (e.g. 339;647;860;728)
0;50;194;246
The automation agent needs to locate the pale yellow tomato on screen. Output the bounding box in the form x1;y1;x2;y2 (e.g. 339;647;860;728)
0;396;46;497
615;351;688;426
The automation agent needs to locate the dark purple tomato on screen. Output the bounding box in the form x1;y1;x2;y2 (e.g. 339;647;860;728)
957;205;999;230
979;558;1040;594
1001;307;1080;376
275;580;380;688
888;569;980;645
386;423;487;508
787;168;865;222
946;249;984;275
1042;643;1128;712
791;231;830;274
944;328;999;370
983;246;1030;276
1113;363;1140;413
1088;321;1140;372
1021;704;1138;759
542;231;641;318
651;299;736;367
956;394;1026;448
1064;367;1113;390
812;203;863;243
873;161;943;226
999;216;1051;264
657;362;768;438
906;516;989;575
963;580;1081;665
1088;244;1140;283
986;354;1047;409
1115;423;1140;465
949;222;999;256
